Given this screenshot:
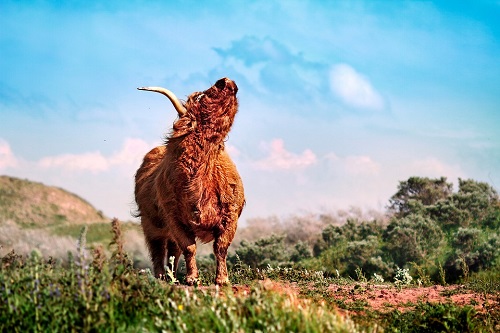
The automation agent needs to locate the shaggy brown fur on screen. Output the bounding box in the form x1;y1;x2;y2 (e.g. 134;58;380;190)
135;78;245;285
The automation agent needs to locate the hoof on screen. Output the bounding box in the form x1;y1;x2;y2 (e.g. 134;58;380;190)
215;277;230;286
185;276;199;286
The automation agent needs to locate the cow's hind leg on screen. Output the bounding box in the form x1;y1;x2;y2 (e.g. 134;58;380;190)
181;239;198;285
165;221;198;285
146;235;166;278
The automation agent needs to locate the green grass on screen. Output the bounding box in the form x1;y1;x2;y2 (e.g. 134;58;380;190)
0;222;361;333
467;269;500;293
0;253;358;333
1;221;499;332
380;302;477;333
51;221;139;244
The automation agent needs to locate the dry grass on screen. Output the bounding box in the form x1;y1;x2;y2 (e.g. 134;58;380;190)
0;220;77;259
0;218;150;267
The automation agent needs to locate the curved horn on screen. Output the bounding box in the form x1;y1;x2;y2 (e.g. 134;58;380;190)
137;86;187;116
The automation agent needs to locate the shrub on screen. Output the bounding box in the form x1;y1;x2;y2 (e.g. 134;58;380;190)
230;234;291;269
344;235;393;278
388;177;453;217
383;214;443;267
445;232;500;282
290;241;312;262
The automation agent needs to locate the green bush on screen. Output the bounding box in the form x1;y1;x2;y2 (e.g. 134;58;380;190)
388;176;453;217
290;241;312;262
445;232;500;282
308;177;500;283
230;234;291;269
344;235;393;279
383;214;443;268
306;221;392;279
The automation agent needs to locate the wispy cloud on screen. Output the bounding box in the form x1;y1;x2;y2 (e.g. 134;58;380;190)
344;155;381;175
38;151;109;173
214;36;328;97
330;64;384;110
409;157;465;181
214;36;293;66
326;153;381;175
254;138;317;171
0;139;18;170
38;138;151;174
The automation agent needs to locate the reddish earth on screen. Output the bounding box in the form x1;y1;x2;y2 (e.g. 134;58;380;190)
229;280;499;314
326;283;498;313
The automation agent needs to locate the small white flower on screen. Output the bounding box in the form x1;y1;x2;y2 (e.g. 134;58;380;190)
372;273;384;283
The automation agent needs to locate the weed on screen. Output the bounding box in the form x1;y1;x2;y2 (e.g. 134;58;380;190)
371;273;385;283
409;262;432;287
165;256;179;285
467;269;500;293
437;260;447;286
394;267;413;289
459;255;470;283
1;219;499;332
0;220;367;332
0;250;362;332
355;267;368;282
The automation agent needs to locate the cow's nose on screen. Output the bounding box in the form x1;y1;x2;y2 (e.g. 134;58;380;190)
215;78;227;90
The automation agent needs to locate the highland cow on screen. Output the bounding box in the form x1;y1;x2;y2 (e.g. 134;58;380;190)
135;78;245;285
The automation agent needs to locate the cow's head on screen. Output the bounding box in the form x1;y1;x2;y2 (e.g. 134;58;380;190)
138;78;238;139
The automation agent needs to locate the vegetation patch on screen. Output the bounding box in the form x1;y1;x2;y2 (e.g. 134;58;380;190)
51;221;139;244
0;175;107;227
1;176;499;331
0;225;361;333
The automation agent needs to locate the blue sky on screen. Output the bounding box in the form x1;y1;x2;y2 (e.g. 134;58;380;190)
1;0;499;222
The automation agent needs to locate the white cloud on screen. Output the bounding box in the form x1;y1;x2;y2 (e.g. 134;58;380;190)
226;144;241;158
325;153;381;175
38;138;151;174
254;139;317;171
330;64;384;110
38;152;109;173
344;155;381;175
409;157;465;181
0;139;18;170
108;138;152;167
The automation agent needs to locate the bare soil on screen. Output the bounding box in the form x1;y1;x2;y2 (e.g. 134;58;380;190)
228;280;499;315
326;283;497;313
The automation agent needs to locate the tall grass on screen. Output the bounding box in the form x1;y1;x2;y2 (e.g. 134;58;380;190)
0;219;150;267
0;220;362;333
0;220;77;259
2;219;498;332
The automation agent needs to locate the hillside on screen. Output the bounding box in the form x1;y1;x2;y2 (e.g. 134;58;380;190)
0;175;107;227
0;175;147;264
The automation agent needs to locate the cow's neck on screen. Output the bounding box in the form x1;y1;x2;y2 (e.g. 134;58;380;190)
176;130;225;176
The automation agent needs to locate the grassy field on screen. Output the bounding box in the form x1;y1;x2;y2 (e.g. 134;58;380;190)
2;176;499;331
1;220;499;332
